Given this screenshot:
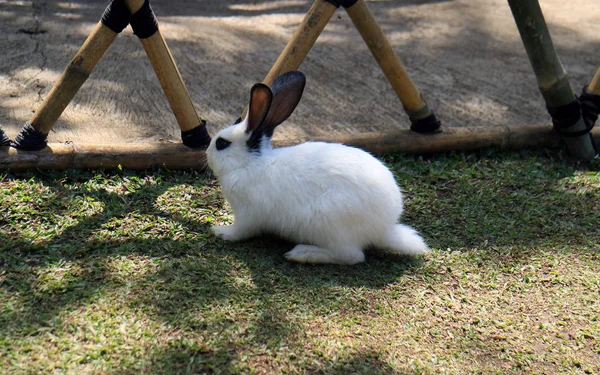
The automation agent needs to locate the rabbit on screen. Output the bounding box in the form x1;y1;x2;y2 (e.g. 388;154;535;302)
206;71;429;265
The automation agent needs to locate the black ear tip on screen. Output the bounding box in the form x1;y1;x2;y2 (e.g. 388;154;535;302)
273;71;306;88
251;82;271;92
283;71;305;80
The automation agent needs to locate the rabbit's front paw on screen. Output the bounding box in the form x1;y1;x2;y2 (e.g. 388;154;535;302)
211;225;246;241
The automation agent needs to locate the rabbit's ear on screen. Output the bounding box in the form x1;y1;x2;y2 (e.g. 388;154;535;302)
246;83;272;134
262;71;306;136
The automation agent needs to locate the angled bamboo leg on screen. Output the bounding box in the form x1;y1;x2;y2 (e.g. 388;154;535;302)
239;0;337;120
344;0;439;133
262;0;337;86
124;0;211;148
245;0;439;133
13;13;125;150
589;68;600;94
507;0;596;159
579;67;600;137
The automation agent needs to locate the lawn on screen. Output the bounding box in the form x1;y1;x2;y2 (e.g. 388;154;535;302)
1;148;599;374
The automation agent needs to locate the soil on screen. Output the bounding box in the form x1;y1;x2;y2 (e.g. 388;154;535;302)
0;0;598;145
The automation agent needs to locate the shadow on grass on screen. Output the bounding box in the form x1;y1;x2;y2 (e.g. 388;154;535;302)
1;148;599;372
0;168;417;373
146;345;405;375
388;149;600;252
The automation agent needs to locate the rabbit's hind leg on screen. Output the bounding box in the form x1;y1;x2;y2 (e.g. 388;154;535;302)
284;244;365;265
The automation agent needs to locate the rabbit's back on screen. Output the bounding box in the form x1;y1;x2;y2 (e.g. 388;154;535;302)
223;142;404;247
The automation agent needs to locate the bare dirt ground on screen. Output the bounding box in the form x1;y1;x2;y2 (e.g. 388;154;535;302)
0;0;598;145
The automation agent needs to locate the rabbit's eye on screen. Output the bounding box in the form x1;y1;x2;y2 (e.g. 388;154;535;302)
216;137;232;151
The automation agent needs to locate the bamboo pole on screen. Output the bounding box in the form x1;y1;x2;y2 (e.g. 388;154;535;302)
241;0;337;119
0;143;207;170
25;22;119;136
588;68;600;95
137;33;202;132
580;67;600;133
3;125;599;170
507;0;596;160
344;0;431;121
263;0;337;86
123;0;205;134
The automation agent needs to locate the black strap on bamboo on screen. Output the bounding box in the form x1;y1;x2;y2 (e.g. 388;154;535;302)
129;0;159;39
101;0;131;34
546;99;592;138
181;120;212;148
323;0;359;8
580;86;600;130
12;123;48;150
0;126;10;147
410;113;441;134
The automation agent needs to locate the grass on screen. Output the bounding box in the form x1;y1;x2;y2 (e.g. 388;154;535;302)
1;148;599;374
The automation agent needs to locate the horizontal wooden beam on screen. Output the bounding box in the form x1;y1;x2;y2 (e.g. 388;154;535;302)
1;125;598;170
0;143;208;170
276;124;571;154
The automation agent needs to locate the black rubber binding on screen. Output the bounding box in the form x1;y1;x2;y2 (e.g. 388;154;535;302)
580;86;600;130
410;113;441;134
130;0;159;39
546;99;593;138
12;122;48;151
323;0;359;8
101;0;131;34
0;126;10;147
181;120;212;148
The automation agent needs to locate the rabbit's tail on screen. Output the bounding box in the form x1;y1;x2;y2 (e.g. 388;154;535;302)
382;224;429;255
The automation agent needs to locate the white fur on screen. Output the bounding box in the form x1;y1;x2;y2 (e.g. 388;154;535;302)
206;120;429;265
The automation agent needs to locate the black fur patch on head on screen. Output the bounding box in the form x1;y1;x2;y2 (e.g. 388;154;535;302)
246;129;264;153
216;137;232;151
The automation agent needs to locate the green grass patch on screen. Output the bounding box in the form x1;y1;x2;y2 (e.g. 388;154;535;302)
1;148;599;374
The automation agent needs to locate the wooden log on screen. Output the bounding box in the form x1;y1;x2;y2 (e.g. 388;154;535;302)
0;143;207;170
241;0;337;119
274;124;570;153
507;0;596;160
124;0;204;133
344;0;430;118
2;125;599;170
28;22;118;134
1;144;75;169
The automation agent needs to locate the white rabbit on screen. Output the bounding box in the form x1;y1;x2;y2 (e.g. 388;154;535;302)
206;71;429;265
